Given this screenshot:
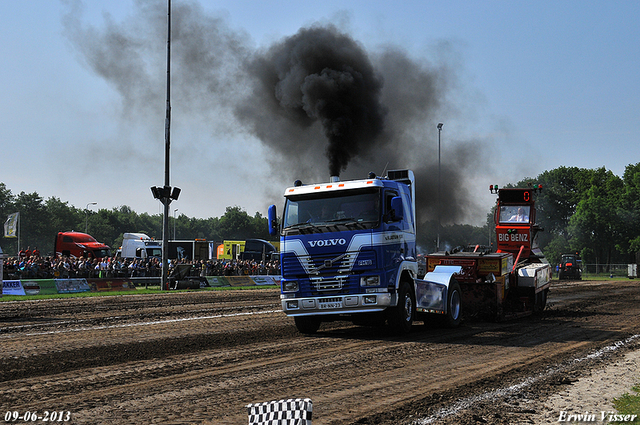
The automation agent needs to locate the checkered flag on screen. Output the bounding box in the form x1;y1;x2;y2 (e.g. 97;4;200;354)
247;398;313;425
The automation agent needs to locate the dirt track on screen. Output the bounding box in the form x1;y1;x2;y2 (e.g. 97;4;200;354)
1;280;639;424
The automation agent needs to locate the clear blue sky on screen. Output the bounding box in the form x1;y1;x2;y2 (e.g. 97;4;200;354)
1;0;638;226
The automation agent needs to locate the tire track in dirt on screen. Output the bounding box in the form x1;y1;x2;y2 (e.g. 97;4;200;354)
1;282;639;424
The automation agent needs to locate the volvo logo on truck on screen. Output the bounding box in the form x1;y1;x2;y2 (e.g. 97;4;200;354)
308;238;347;247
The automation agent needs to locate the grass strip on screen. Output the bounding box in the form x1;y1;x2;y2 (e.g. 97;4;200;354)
613;384;640;424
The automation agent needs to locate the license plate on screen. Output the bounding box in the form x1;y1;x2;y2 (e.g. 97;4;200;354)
319;301;342;309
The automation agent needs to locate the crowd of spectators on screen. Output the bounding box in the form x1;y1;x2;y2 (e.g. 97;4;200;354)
2;248;281;280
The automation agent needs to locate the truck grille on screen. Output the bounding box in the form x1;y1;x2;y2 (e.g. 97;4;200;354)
282;251;358;275
306;252;354;275
310;278;344;291
281;250;376;295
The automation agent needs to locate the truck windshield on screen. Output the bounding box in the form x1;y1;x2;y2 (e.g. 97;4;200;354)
499;205;531;224
283;188;380;234
93;248;112;258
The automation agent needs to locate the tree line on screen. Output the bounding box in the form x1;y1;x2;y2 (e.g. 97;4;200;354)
420;163;640;266
2;162;640;266
0;184;270;257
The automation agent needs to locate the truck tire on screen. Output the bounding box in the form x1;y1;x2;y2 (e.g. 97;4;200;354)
443;280;462;328
387;281;415;334
294;316;321;334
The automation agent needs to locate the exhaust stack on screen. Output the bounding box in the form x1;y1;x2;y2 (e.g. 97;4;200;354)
330;176;340;183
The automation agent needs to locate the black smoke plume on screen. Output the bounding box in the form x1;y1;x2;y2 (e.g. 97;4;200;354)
238;26;385;177
63;0;491;226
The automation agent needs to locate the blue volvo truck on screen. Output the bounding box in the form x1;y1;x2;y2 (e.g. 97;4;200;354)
268;170;462;334
268;172;550;334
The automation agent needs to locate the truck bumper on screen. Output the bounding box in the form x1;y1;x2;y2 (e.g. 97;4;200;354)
281;293;393;316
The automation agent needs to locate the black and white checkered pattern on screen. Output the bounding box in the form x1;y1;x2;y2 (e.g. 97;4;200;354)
246;398;313;425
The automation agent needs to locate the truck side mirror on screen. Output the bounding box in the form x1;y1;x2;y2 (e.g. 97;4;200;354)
268;205;279;236
390;196;404;221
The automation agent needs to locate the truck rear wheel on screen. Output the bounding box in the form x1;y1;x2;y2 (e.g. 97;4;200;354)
387;281;415;334
443;280;462;328
294;316;321;334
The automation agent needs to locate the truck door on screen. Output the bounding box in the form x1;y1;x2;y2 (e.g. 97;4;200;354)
383;189;403;274
232;243;241;260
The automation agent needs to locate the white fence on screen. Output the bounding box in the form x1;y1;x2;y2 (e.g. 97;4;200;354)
580;263;635;278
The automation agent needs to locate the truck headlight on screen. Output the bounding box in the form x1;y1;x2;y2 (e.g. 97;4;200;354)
363;295;377;304
360;275;380;287
282;280;299;292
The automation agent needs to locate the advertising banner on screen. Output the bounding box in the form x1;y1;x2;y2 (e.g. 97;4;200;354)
37;279;59;295
3;212;18;238
204;276;280;287
206;276;229;287
21;280;41;295
87;279;137;292
55;278;91;294
227;276;255;287
252;276;282;286
2;280;26;295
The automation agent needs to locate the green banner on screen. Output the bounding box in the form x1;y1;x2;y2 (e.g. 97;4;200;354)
15;279;58;295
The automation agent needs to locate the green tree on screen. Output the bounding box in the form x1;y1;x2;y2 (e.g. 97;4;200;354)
0;182;15;213
202;216;221;241
620;163;640;256
568;168;625;268
218;206;254;240
13;191;49;254
251;212;270;240
138;212;163;240
542;235;572;266
46;197;80;232
535;167;591;238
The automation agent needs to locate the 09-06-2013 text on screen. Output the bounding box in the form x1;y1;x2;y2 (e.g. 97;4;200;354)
4;411;71;422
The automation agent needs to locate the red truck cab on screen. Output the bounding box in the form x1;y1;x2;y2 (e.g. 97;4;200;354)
54;231;111;259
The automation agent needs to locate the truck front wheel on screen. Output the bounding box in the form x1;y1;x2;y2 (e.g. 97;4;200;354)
387;281;415;334
294;316;321;334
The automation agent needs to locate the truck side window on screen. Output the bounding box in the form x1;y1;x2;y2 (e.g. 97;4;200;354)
385;190;398;221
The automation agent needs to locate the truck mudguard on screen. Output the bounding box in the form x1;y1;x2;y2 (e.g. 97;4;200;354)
415;265;461;314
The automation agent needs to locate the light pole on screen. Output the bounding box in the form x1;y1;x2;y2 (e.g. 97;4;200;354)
151;0;180;291
85;202;97;233
173;208;178;240
437;123;443;252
